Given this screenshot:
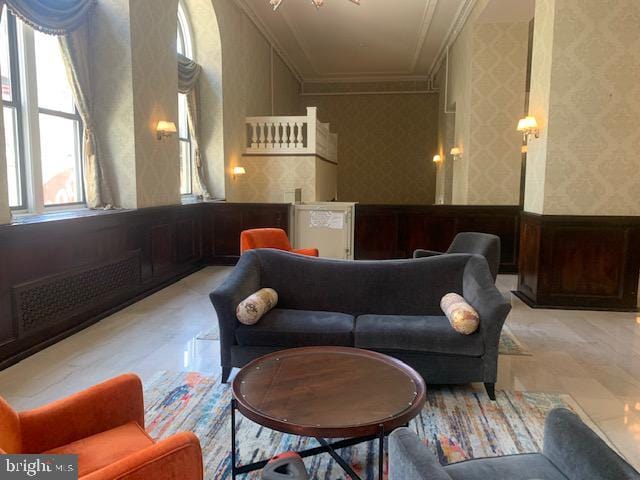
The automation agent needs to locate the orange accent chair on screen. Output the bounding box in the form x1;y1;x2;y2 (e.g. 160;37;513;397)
0;374;203;480
240;228;319;257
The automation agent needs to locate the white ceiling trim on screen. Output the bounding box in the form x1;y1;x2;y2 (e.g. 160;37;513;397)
303;74;431;84
410;0;439;72
233;0;304;83
427;0;477;78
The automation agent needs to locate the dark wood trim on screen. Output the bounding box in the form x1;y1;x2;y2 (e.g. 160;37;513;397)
242;153;338;166
517;212;640;311
354;204;520;273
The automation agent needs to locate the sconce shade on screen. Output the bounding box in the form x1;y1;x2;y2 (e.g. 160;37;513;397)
433;155;441;163
450;147;461;156
156;121;177;140
517;116;539;132
233;166;246;175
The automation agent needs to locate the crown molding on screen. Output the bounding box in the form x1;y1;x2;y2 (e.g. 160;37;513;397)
428;0;477;77
303;74;430;84
410;0;439;72
233;0;304;84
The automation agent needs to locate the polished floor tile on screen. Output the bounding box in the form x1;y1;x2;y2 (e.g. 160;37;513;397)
0;268;638;469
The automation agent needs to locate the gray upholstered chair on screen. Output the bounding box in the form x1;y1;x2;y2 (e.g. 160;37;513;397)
389;408;640;480
413;232;501;281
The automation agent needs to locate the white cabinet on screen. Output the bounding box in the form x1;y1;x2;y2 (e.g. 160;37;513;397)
292;202;356;260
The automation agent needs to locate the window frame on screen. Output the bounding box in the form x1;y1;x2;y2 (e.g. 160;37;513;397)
177;2;194;197
2;11;28;210
2;8;85;214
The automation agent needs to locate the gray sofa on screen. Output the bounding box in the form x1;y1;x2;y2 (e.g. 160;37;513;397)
414;232;501;281
209;249;511;399
389;408;640;480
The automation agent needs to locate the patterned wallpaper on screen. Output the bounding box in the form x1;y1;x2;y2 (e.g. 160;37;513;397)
273;54;302;116
445;0;527;206
130;0;181;208
91;0;138;208
184;0;225;199
233;156;337;203
523;0;554;214
525;0;640;215
301;91;438;204
467;22;528;205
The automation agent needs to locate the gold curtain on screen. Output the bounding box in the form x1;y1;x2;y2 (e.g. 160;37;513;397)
59;23;115;209
178;54;210;199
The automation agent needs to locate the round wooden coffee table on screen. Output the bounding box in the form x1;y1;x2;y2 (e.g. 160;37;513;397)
230;346;426;479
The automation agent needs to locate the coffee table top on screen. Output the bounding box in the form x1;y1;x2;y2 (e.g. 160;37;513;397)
232;346;426;438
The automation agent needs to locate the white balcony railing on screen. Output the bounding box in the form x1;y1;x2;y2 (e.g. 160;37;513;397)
245;107;338;163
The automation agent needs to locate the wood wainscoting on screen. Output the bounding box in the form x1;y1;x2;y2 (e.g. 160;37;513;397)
516;212;640;311
0;202;290;370
354;204;520;273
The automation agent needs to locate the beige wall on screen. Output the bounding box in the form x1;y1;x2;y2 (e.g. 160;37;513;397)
525;0;640;215
232;155;335;203
444;0;528;206
302;85;438;205
90;0;138;208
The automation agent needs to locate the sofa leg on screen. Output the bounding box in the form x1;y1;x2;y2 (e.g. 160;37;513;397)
222;366;232;384
484;382;496;401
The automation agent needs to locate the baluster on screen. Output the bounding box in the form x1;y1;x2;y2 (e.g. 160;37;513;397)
266;122;274;148
274;122;281;149
296;121;304;148
288;122;296;149
259;122;266;149
250;122;258;149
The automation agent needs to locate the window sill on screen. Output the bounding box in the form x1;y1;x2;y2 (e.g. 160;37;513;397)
10;207;129;225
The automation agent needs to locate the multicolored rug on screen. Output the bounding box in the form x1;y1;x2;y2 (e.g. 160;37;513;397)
499;325;532;356
196;326;531;356
144;371;591;479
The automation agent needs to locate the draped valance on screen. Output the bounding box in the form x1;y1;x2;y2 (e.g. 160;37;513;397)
5;0;95;35
178;53;202;94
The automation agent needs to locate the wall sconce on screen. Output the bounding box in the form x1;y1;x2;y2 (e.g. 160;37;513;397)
450;147;462;160
517;116;539;141
232;166;246;180
433;154;442;163
156;121;177;140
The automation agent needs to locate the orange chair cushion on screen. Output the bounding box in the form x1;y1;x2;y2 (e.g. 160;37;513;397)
241;228;292;253
45;421;155;477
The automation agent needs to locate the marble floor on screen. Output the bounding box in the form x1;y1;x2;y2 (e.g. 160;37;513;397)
0;268;639;469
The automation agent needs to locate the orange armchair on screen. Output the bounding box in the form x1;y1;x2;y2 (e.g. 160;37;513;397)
0;374;203;480
240;228;319;257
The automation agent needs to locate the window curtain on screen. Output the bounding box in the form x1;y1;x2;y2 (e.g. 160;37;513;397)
5;0;94;35
4;0;115;209
178;54;211;199
60;23;115;209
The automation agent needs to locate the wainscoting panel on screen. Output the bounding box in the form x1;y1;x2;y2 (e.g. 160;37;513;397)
516;213;640;311
354;205;521;273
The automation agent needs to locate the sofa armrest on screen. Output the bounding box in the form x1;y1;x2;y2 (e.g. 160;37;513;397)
209;251;261;367
19;374;144;453
413;249;443;259
389;428;452;480
82;432;203;480
543;408;640;480
461;255;511;377
292;248;319;257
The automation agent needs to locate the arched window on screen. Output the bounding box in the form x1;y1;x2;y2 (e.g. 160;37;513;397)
177;2;193;196
1;6;84;211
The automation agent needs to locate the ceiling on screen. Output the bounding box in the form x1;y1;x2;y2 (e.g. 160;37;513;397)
235;0;535;84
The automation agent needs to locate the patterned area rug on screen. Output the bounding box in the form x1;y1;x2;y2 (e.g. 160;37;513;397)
144;371;590;479
196;325;530;355
499;325;532;356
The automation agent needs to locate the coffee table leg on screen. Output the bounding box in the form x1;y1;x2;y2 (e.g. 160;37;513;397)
231;398;237;479
378;425;385;480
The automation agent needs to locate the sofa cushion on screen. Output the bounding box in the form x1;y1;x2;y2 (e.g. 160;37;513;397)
235;308;355;347
445;453;568;480
354;315;484;357
45;421;154;477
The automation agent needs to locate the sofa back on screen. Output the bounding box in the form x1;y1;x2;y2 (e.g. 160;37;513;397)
244;249;479;316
